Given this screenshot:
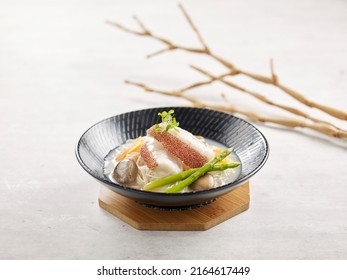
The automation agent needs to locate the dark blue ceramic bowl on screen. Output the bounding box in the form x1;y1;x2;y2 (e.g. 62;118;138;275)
75;107;269;208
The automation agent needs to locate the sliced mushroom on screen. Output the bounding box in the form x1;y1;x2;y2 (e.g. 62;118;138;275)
113;159;138;185
190;173;215;191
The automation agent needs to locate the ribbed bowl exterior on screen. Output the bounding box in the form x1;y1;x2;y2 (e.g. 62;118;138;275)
75;107;269;207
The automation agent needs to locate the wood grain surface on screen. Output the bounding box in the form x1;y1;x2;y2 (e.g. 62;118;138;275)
99;182;250;231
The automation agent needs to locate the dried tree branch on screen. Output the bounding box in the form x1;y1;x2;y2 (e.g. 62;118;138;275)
124;80;205;107
132;16;149;33
270;58;278;83
236;67;347;120
178;3;210;53
105;20;144;36
106;18;205;58
125;80;347;138
107;4;347;121
191;65;346;132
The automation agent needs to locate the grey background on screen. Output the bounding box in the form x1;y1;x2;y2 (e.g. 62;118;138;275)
1;0;347;259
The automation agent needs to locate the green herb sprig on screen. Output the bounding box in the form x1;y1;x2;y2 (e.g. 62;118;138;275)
155;109;180;134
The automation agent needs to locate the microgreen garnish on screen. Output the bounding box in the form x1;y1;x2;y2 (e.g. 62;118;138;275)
155;109;180;134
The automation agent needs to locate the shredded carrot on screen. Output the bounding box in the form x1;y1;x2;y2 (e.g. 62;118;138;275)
213;148;230;164
116;137;143;161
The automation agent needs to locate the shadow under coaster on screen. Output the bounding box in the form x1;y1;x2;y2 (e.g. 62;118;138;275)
98;181;250;231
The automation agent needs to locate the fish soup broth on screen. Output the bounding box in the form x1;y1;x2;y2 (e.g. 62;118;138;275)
103;137;241;193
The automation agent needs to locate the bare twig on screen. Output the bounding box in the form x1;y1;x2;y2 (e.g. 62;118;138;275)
124;80;204;107
105;20;143;36
270;59;278;83
191;65;346;132
107;4;347;140
178;3;210;53
106;18;205;58
236;67;347;120
107;4;347;121
126;80;347;138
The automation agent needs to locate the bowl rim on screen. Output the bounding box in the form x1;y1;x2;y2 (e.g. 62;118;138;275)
75;106;269;197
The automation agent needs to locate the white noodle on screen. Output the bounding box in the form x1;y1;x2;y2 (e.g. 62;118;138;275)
103;136;242;192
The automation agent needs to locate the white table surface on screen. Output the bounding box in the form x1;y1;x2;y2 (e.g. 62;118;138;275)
1;0;347;260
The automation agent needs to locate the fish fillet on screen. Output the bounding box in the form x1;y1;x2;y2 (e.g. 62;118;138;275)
147;125;214;168
140;137;183;177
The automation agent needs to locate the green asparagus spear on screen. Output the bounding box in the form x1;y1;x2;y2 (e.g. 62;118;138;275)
165;148;233;194
144;162;240;191
210;162;240;171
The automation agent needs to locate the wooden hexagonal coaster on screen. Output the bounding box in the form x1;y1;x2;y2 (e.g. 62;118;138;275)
98;181;249;231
